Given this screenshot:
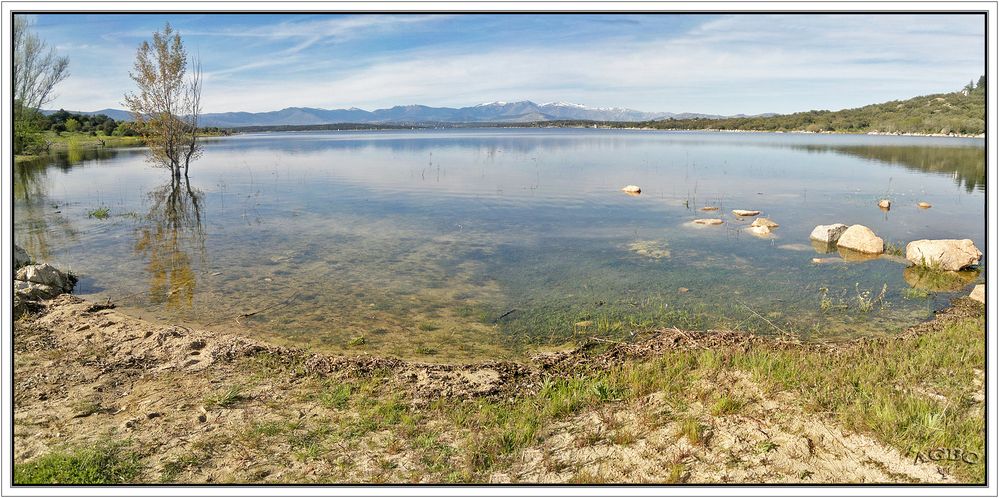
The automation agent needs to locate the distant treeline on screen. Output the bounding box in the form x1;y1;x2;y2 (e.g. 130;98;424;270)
41;109;231;137
537;78;987;136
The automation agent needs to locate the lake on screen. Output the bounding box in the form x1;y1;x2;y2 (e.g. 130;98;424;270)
14;129;985;361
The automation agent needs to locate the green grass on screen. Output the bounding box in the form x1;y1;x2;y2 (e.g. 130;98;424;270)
732;312;985;481
347;336;366;347
14;439;142;484
203;385;246;409
87;206;111;220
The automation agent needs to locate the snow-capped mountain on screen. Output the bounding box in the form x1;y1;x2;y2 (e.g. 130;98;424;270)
56;101;728;127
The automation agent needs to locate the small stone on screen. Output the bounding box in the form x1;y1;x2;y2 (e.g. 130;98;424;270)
146;412;161;419
693;218;723;225
878;199;891;209
809;224;849;244
621;185;642;194
197;414;208;423
917;202;932;209
751;217;779;228
699;206;719;211
969;284;985;304
732;209;761;217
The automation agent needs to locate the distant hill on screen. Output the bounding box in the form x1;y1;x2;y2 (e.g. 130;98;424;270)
47;101;729;127
42;108;133;122
634;86;986;136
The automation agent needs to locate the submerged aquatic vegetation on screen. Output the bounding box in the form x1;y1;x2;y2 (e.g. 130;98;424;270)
87;206;110;219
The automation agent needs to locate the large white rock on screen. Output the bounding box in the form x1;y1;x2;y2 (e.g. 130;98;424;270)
969;284;985;304
15;264;75;293
621;185;642;194
14;280;62;300
905;239;982;271
751;217;779;228
836;225;884;254
14;245;31;270
809;224;849;244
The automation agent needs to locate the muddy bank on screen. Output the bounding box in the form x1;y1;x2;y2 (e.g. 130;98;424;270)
20;294;981;403
13;294;984;484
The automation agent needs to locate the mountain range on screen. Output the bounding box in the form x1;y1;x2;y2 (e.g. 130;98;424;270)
50;101;751;127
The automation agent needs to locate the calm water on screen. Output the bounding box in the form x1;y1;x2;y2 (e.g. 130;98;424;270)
14;129;985;360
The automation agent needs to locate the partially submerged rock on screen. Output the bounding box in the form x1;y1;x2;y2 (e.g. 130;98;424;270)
732;209;760;217
809;224;848;244
750;217;779;228
836;225;884;254
14;244;31;271
917;202;932;209
747;225;772;237
16;263;76;293
905;239;981;271
969;284;985;304
621;185;642;194
693;218;724;225
699;206;720;211
878;199;891;210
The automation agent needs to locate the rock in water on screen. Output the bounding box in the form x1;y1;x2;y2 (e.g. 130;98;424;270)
621;185;642;194
15;263;76;293
836;225;884;254
905;239;982;271
809;224;848;244
751;217;779;228
699;206;720;211
878;199;891;209
14;244;31;271
732;209;761;217
969;284;985;304
748;225;772;237
693;218;724;225
917;202;932;209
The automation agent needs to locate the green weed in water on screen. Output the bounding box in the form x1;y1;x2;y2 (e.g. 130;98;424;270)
87;206;110;220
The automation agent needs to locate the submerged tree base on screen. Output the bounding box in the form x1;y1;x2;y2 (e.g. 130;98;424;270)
13;295;984;484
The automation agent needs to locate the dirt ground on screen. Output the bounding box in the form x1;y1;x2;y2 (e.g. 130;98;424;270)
12;295;981;484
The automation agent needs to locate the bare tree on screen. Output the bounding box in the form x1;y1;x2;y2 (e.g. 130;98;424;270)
13;16;69;111
13;15;69;154
123;23;202;178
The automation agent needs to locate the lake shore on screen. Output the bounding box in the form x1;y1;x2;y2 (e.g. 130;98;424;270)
14;292;984;484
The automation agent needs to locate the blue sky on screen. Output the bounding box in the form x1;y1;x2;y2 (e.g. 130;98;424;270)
28;13;985;115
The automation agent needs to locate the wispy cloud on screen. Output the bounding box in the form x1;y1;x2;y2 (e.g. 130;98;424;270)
34;13;985;115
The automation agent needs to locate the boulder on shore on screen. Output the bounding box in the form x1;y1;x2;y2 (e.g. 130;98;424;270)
809;224;848;244
16;264;77;293
14;280;63;301
969;284;985;304
836;225;884;254
14;244;31;271
905;239;982;271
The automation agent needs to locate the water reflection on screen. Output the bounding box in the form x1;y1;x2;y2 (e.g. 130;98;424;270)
795;144;985;192
133;176;206;309
13;158;78;260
